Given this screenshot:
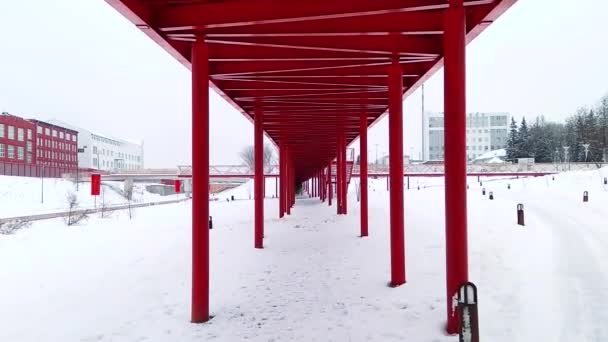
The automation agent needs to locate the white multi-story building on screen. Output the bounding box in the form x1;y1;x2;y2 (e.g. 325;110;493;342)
423;112;509;161
48;120;144;171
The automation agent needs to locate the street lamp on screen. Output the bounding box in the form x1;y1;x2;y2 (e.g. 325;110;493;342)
563;146;570;171
582;143;590;162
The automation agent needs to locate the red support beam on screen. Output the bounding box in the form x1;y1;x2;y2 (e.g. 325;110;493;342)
341;134;348;215
444;0;468;334
279;143;283;218
191;36;210;323
328;161;333;206
254;106;264;249
336;139;342;215
388;56;406;287
360;111;369;237
286;149;291;215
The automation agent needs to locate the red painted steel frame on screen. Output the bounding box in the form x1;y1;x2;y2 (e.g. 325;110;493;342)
360;112;369;237
191;36;210;323
104;0;517;332
254;106;264;249
388;57;406;286
444;0;468;334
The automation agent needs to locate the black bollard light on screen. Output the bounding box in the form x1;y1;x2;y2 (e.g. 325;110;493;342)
489;191;494;200
507;184;511;190
458;282;480;342
480;181;483;186
209;216;213;229
583;191;589;202
517;204;525;226
482;187;486;196
552;176;555;181
604;177;607;185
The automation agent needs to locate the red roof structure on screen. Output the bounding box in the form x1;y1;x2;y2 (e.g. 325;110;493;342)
105;0;517;334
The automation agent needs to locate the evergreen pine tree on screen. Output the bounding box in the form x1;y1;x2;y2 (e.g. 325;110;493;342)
506;117;518;161
517;117;530;158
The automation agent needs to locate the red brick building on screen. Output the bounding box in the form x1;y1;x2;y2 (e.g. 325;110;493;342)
0;112;36;165
29;120;79;169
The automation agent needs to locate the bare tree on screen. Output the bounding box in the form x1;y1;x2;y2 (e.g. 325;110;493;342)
0;220;31;235
65;191;88;226
240;144;276;172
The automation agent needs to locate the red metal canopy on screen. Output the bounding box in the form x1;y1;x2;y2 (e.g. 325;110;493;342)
106;0;515;182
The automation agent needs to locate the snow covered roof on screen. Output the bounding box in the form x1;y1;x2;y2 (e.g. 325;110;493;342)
474;148;506;161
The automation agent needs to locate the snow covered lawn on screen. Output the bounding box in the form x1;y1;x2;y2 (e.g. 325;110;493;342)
1;170;608;341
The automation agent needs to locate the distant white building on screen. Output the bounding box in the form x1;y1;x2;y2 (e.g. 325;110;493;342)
48;120;144;171
423;112;509;161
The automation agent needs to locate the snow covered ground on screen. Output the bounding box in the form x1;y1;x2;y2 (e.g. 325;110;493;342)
1;169;608;341
0;176;184;217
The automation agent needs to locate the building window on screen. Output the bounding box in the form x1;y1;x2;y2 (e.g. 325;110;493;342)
27;129;32;140
66;133;70;141
26;141;32;153
72;135;76;142
26;153;32;164
52;129;57;137
0;144;4;158
37;126;42;134
8;145;15;159
60;132;64;139
0;124;4;138
17;128;24;141
45;127;50;135
8;126;15;139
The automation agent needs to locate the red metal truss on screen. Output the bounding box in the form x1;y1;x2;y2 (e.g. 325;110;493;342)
105;0;517;333
106;0;515;182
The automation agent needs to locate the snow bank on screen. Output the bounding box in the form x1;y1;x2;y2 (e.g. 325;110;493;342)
0;176;183;217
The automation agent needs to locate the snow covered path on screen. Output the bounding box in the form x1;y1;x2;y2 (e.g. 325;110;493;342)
1;172;608;341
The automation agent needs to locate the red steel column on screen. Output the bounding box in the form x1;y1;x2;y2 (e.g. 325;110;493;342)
444;0;468;334
191;35;210;323
341;135;348;215
279;143;285;218
285;150;292;215
360;112;369;237
336;139;342;214
388;56;406;286
328;161;333;206
254;106;264;249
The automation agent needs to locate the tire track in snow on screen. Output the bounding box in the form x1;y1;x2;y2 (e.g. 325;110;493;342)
525;195;608;341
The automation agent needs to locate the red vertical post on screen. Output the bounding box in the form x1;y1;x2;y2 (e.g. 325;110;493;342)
328;161;333;206
313;175;316;197
360;112;369;237
279;142;284;218
336;139;342;214
191;35;210;323
342;135;348;215
286;152;291;215
388;56;406;286
444;0;468;334
254;106;264;249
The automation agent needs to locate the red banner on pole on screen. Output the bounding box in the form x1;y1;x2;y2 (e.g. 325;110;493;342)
91;174;101;195
175;179;181;193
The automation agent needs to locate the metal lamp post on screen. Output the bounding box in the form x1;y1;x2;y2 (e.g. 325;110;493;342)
582;143;590;162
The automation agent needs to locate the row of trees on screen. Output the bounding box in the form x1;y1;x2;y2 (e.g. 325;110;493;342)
506;95;608;163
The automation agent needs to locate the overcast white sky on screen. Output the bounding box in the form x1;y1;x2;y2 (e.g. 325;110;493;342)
1;0;607;167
